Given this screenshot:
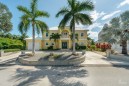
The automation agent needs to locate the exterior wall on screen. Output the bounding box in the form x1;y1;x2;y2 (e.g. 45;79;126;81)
42;40;57;49
42;27;88;49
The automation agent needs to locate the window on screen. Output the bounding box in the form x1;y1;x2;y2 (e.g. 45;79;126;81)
46;33;48;37
46;43;48;46
81;42;84;46
81;33;84;37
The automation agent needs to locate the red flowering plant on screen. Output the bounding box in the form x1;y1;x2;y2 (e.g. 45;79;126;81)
96;43;111;52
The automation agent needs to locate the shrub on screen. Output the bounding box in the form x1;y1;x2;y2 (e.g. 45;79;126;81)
9;44;23;49
0;37;23;49
75;43;80;50
90;45;96;50
96;43;111;52
79;46;86;50
4;49;21;52
47;46;53;50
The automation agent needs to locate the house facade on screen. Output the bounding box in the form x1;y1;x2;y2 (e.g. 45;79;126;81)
25;27;88;50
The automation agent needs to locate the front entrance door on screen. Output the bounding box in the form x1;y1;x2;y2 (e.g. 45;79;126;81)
62;42;67;49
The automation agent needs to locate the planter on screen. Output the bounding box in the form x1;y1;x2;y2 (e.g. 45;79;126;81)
18;55;86;66
21;51;25;55
106;49;111;58
0;50;4;57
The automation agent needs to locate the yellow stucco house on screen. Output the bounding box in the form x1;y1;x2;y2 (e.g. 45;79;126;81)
25;27;88;50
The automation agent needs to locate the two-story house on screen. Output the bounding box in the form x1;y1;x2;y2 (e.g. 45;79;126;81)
25;27;88;50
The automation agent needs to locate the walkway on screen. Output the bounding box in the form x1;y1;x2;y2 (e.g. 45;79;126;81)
0;52;20;65
81;51;129;66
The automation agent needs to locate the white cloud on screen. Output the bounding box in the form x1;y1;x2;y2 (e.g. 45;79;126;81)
118;0;129;8
90;10;106;21
87;23;103;31
102;10;121;20
88;31;98;40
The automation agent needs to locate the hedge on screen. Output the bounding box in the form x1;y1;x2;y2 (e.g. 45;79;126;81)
75;45;86;50
4;49;21;53
0;37;23;49
8;44;23;49
47;46;53;50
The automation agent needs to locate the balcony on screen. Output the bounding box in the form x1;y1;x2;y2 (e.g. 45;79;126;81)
61;35;70;40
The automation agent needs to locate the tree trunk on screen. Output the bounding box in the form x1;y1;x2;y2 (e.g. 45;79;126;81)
72;18;76;54
122;40;127;54
32;23;35;54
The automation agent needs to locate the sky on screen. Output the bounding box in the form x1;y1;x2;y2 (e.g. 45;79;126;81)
0;0;129;41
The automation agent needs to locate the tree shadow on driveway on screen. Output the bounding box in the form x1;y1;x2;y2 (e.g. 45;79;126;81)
11;66;88;86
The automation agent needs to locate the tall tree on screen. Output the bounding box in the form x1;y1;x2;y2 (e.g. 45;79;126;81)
100;11;129;54
70;33;78;41
17;0;49;54
0;2;12;32
50;33;61;49
56;0;94;54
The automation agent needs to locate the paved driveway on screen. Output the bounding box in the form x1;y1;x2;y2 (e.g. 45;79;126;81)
82;51;129;66
0;65;129;86
0;51;129;86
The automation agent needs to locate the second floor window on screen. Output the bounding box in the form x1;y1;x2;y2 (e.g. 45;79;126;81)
81;33;84;37
46;33;48;37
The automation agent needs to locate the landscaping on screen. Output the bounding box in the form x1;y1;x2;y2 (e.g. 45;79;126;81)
18;52;85;66
0;37;24;53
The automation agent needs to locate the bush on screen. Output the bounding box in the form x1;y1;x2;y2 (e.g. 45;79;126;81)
75;45;86;50
79;46;86;50
47;46;53;50
96;43;111;52
4;49;21;53
0;37;23;49
90;45;96;51
9;44;23;49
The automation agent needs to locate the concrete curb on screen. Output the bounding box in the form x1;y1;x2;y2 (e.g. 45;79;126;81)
110;54;129;62
18;55;86;66
79;64;129;67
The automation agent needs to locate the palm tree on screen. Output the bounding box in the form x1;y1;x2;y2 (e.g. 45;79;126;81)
56;0;94;54
100;15;129;54
50;33;61;49
70;33;78;41
17;0;49;54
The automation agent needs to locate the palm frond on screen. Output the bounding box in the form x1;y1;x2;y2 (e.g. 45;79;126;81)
35;24;40;35
75;13;93;25
76;0;94;12
58;13;72;29
67;0;76;9
56;7;70;17
35;20;48;34
18;19;30;34
17;6;31;15
35;10;49;18
18;21;24;34
31;0;37;13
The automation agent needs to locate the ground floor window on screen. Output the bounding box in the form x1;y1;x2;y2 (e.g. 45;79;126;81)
46;43;48;46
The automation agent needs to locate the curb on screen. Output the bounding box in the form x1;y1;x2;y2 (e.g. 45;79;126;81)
79;64;129;67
